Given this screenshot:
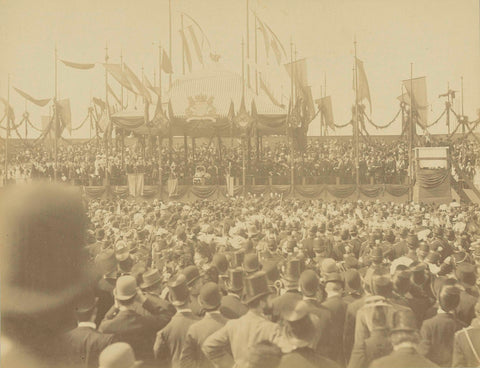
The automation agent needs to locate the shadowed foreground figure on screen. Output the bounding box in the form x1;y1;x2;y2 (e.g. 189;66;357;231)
0;184;94;368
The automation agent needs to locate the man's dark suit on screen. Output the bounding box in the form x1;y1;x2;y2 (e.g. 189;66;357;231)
456;290;477;326
453;320;480;367
99;299;160;362
153;309;200;368
369;346;438;368
219;293;248;319
419;312;466;367
271;290;302;322
343;295;368;363
348;328;392;368
322;294;348;366
303;297;334;359
63;323;115;368
95;276;116;326
180;311;229;368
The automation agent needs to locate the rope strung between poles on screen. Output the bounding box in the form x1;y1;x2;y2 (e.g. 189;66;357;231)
363;108;401;129
423;107;446;128
71;112;90;131
333;120;353;129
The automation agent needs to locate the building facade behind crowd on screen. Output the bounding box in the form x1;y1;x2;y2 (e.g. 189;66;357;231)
5;183;480;367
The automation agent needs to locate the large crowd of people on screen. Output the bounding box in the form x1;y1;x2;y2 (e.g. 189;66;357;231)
5;136;479;187
4;182;480;368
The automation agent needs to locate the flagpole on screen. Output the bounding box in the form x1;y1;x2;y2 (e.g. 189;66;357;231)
158;42;163;194
354;39;360;187
246;0;250;89
254;15;258;95
181;13;185;75
54;44;58;181
461;76;465;136
169;0;172;89
289;40;294;188
120;49;124;109
158;43;162;102
324;72;327;136
409;63;413;201
5;73;10;184
105;42;110;185
241;38;246;195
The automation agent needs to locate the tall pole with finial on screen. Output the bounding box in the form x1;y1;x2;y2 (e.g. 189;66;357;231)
461;76;465;136
54;44;58;181
5;73;10;184
324;72;327;136
105;42;110;184
241;38;246;195
181;13;185;75
409;63;414;201
168;0;173;89
246;0;250;89
254;14;258;95
353;38;360;187
289;39;295;188
120;49;124;109
158;42;163;193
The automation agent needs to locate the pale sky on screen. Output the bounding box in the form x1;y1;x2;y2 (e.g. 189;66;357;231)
0;0;479;138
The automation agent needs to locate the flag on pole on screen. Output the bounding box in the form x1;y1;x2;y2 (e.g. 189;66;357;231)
355;57;372;113
107;84;122;106
188;25;204;65
161;49;173;74
259;74;284;108
144;76;160;96
255;15;271;58
61;60;95;70
315;96;335;129
179;29;193;72
0;98;15;123
123;63;152;103
402;76;428;128
56;99;72;135
13;87;51;107
41;115;54;140
105;64;136;94
264;22;287;63
284;58;308;89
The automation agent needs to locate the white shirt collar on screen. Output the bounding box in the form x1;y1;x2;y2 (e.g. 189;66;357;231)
227;293;240;299
437;307;451;315
393;342;418;352
327;291;341;298
177;308;192;313
303;296;317;301
205;311;221;317
78;322;97;330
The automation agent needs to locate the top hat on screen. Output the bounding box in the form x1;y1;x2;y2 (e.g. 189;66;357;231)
370;273;392;297
344;269;362;293
226;268;244;292
212;253;229;274
244;271;272;305
263;262;281;285
299;269;319;297
168;274;190;306
350;224;358;236
95;250;118;277
140;269;162;290
232;249;245;268
283;259;301;283
312;237;324;252
391;309;418;333
182;265;201;286
0;184;93;315
98;342;142;368
407;232;419;249
114;276;138;301
198;282;222;310
243;253;260;274
371;247;383;263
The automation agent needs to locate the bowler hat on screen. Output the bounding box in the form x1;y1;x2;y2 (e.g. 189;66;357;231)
283;301;317;347
114;276;137;301
439;285;461;312
168;274;190;306
182;265;201;286
99;342;142;368
140;269;162;289
325;272;344;285
344;269;362;294
299;270;319;297
198;282;222;310
391;309;418;333
226;268;244;292
243;253;260;274
95;250;118;278
244;271;272;305
0;184;93;315
212;253;229;274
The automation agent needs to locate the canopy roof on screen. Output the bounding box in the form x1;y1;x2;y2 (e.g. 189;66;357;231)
111;68;290;137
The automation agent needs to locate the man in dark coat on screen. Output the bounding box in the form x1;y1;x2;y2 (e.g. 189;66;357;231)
94;250;118;326
64;290;116;368
419;284;466;367
270;259;302;322
453;300;480;367
99;275;160;363
369;309;438;368
219;268;248;319
181;282;230;368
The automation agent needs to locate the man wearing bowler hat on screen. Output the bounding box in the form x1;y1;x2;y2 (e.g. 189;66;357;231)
153;274;200;368
182;265;205;317
453;299;480;367
95;249;119;326
181;282;231;368
0;184;94;368
220;268;248;319
369;309;437;368
98;342;143;368
139;268;176;324
99;275;160;363
64;289;116;368
202;271;280;368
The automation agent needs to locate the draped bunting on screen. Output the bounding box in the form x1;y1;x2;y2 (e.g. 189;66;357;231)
111;186;129;198
142;186;158;198
84;186;106;199
295;185;325;198
191;185;217;199
271;185;291;195
417;169;449;189
326;185;356;198
13;87;51;107
385;184;410;197
358;185;384;198
61;60;95;70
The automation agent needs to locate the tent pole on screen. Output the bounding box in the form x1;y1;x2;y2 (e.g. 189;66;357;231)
5;74;10;184
409;63;414;201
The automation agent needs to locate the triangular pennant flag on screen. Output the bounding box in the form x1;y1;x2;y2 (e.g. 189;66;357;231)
61;60;95;70
259;74;284;108
56;99;71;135
107;84;122;107
41;115;54;140
179;29;193;72
123;63;152;103
161;50;173;74
355;57;372;113
402;76;428;128
315;96;335;129
13;87;51;107
271;39;282;65
104;64;136;94
0;98;15;123
187;25;203;65
255;15;270;58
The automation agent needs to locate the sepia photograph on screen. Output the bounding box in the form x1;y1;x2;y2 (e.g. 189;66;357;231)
1;0;480;367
